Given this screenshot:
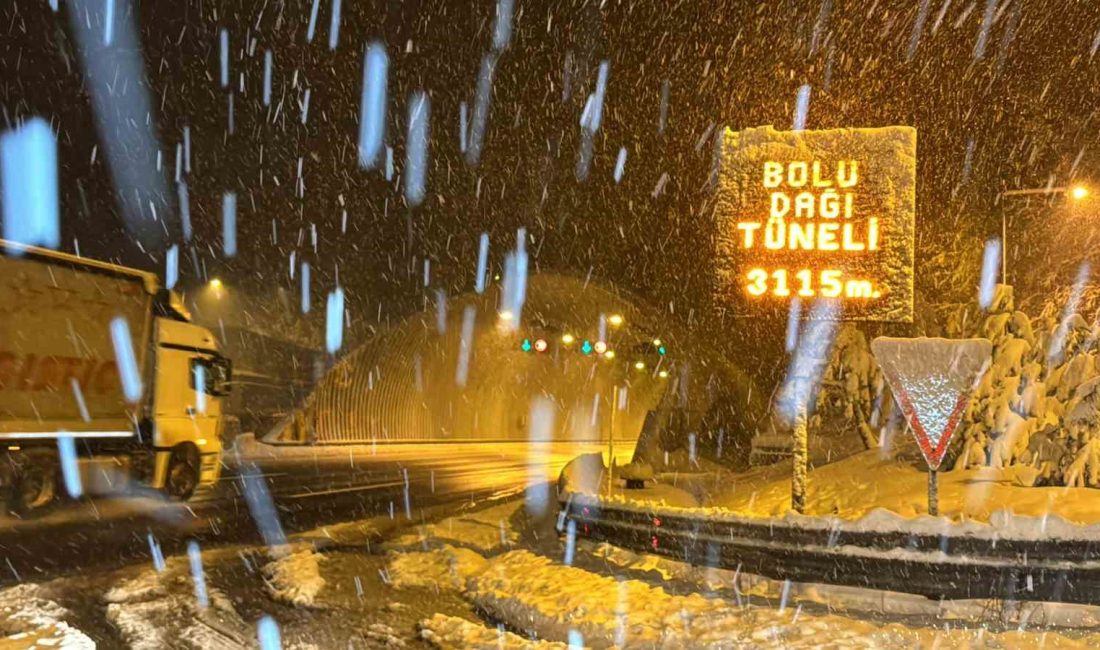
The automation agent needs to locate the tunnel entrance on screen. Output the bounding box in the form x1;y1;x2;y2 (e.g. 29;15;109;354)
275;274;765;469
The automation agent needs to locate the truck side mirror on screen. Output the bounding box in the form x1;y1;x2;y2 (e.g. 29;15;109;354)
210;357;233;396
192;356;233;397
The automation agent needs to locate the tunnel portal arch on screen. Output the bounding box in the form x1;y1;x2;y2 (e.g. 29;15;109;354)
286;274;765;458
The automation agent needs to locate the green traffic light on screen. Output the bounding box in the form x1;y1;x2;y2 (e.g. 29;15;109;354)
581;340;593;355
521;338;533;352
658;345;666;355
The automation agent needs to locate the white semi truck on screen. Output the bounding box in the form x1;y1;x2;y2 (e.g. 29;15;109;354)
0;240;230;513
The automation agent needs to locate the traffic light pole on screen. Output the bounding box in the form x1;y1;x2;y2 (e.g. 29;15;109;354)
607;386;617;497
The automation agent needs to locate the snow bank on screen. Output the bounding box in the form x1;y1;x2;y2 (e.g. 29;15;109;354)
0;584;95;649
105;563;182;649
588;488;1100;542
418;613;569;649
106;556;252;649
263;545;327;607
465;549;851;647
558;454;701;509
105;562;168;603
386;545;489;591
577;447;1100;539
385;536;1100;646
363;622;408;647
466;549;1100;648
586;541;1100;627
107;597;175;649
386;500;521;553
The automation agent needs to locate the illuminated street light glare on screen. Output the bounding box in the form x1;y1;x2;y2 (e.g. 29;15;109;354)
603;350;615;359
561;333;575;345
658;370;669;378
498;310;514;321
208;278;225;299
608;314;624;327
1072;185;1089;200
652;338;662;346
634;361;645;370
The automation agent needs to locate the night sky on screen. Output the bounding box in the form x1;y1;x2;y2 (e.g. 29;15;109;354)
3;0;1100;346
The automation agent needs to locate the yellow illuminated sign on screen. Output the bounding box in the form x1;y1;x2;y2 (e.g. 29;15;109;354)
715;126;915;322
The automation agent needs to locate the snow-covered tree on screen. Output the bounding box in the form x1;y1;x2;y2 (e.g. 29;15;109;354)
945;284;1100;487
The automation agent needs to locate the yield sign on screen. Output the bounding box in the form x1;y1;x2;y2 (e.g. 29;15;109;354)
871;337;992;470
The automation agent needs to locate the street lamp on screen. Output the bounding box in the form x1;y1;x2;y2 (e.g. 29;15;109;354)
207;278;225;299
998;184;1090;284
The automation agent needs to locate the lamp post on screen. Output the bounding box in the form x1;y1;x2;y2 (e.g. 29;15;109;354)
997;184;1089;285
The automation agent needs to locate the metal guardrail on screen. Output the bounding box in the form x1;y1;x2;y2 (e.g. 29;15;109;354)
559;494;1100;605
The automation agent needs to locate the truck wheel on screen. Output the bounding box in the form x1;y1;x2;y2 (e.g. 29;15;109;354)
9;454;58;516
165;444;200;500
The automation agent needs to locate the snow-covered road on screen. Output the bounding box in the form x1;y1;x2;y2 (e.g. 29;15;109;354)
0;438;630;582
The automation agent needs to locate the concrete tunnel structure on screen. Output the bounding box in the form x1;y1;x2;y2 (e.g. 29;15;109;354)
276;274;766;466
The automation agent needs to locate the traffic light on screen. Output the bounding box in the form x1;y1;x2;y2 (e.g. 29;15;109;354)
581;340;593;355
521;337;549;353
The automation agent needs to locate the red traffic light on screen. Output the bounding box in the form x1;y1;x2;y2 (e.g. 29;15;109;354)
594;341;608;355
534;338;548;353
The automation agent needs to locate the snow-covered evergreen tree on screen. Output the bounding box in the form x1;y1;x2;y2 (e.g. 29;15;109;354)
946;284;1100;487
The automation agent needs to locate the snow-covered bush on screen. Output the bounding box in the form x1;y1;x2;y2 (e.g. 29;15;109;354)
810;325;886;450
947;284;1100;487
758;322;890;461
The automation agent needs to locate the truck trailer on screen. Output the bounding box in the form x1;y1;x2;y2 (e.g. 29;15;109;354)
0;240;231;513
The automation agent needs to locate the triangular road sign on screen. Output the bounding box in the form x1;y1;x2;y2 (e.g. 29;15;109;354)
871;337;992;470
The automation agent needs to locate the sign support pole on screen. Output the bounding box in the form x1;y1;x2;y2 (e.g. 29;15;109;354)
791;391;809;514
927;469;938;516
607;386;617;497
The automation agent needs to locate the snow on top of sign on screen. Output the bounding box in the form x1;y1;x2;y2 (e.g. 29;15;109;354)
872;337;991;469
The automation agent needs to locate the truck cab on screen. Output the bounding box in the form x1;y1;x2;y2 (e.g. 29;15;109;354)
148;310;231;499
